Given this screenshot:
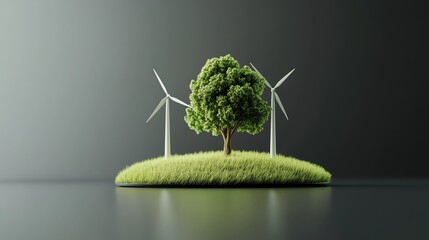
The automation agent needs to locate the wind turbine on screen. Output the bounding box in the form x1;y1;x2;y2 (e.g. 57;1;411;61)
250;63;295;158
146;69;190;158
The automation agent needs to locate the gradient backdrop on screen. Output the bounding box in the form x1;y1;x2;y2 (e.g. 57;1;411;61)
1;0;428;180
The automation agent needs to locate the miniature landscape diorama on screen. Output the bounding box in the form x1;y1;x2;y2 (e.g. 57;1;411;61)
115;55;331;186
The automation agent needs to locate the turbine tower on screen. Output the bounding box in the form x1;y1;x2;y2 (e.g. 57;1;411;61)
146;69;190;158
250;63;295;158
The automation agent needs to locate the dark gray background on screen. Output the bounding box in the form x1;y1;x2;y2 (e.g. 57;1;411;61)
0;0;428;180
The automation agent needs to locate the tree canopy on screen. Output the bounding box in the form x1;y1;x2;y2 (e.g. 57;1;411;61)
185;54;270;155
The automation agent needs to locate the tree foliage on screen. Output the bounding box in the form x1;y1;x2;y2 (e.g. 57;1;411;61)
185;54;270;155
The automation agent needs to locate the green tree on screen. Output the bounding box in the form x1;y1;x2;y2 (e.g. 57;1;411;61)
185;55;270;155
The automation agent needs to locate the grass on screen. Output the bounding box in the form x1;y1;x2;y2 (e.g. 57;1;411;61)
115;151;331;186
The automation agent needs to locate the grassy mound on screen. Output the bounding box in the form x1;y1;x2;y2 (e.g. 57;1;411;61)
115;151;331;186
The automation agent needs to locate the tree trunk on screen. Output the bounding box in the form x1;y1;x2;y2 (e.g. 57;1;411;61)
223;136;231;156
222;129;232;156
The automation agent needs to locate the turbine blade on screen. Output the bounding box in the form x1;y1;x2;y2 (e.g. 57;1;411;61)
250;62;272;89
274;68;295;89
274;92;289;120
146;97;167;123
170;96;190;108
153;69;168;95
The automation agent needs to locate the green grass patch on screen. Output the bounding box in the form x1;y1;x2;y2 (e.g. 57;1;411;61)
115;151;331;186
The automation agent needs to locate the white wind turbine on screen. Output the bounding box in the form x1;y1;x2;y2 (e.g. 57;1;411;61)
250;63;295;158
146;69;190;158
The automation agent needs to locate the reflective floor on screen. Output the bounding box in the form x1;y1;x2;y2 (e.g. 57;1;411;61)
0;180;428;240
